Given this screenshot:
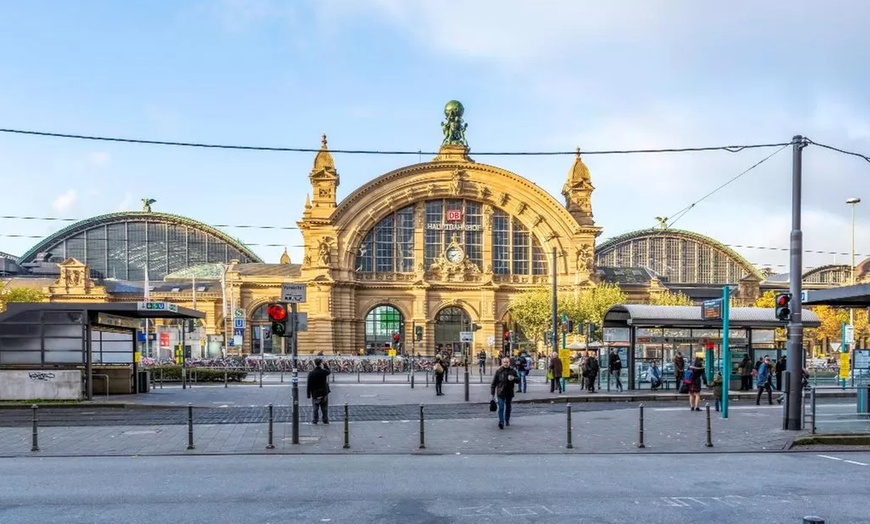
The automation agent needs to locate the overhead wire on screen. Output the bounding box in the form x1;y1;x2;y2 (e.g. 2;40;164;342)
0;126;791;156
805;139;870;164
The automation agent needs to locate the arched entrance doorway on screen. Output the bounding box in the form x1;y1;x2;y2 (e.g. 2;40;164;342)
250;303;276;355
435;306;471;358
364;305;404;355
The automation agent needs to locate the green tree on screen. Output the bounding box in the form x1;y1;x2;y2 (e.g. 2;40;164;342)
0;282;46;313
507;287;552;345
649;290;694;306
508;283;627;345
753;290;777;308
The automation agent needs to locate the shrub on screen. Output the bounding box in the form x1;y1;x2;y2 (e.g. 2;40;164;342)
147;366;247;383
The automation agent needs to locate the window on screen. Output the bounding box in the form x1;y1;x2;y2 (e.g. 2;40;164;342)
364;305;403;353
356;205;416;274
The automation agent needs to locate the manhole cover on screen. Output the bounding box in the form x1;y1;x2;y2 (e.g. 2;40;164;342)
122;430;161;435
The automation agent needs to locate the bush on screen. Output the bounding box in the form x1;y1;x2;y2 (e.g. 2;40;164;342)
147;366;247;383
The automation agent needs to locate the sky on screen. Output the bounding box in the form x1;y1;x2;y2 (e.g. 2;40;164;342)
1;0;869;275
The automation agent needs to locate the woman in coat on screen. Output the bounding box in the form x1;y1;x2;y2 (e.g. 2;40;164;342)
687;357;708;411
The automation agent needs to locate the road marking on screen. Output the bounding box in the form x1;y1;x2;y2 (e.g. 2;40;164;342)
818;455;867;466
817;454;843;461
843;460;868;466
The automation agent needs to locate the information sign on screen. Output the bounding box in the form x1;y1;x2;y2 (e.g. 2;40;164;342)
281;283;307;303
459;331;473;343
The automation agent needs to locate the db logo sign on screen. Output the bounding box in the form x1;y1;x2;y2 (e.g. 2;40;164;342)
446;210;462;222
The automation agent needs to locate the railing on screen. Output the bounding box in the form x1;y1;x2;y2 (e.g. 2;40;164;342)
806;385;870;435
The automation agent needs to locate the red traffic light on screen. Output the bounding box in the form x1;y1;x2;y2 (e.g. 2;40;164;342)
777;295;789;306
267;304;287;321
392;332;400;342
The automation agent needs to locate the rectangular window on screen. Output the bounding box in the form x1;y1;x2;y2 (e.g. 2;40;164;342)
106;223;128;280
356;233;373;272
167;225;188;274
425;201;443;266
492;211;510;274
464;202;482;268
148;222;166;281
532;240;546;275
85;226;107;279
127;223;147;281
512;220;529;274
396;207;415;272
374;216;394;273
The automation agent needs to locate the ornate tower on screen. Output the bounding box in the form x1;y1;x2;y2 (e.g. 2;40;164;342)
308;134;339;221
562;148;595;227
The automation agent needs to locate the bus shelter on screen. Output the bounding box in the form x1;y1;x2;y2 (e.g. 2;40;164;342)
602;305;820;391
804;283;870;382
0;301;203;400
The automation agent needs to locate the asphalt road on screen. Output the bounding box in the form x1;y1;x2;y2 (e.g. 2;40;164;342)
1;453;867;523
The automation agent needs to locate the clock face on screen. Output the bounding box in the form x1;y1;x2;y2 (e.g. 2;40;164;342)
446;246;464;263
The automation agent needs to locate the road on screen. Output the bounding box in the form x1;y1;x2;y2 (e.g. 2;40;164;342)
1;453;867;523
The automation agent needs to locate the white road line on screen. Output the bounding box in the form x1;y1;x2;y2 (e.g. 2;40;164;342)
817;454;843;461
843;460;868;466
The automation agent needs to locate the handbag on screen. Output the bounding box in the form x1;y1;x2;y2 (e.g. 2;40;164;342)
489;399;497;412
679;382;689;394
546;370;554;381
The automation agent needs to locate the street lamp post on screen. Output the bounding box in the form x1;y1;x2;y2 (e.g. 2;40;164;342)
847;197;861;385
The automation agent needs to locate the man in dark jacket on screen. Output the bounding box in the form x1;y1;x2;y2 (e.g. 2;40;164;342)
608;348;623;392
307;358;331;424
491;357;518;429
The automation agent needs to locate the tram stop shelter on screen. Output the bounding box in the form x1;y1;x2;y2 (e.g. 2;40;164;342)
0;301;203;400
803;283;870;308
602;304;820;391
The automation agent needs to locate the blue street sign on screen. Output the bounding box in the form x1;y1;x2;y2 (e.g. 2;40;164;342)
234;318;245;329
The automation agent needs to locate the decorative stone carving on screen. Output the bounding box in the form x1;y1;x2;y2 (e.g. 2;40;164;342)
483;205;493;229
516;202;527;215
476;184;489;200
498;192;509;206
451;168;465;196
532;214;543;227
428;183;437;197
441;100;468;147
141;198;156;213
575;243;593;272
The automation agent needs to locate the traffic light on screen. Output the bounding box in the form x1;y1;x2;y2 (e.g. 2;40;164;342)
775;293;792;321
577;322;585;335
392;332;401;345
504;331;512;352
587;323;598;341
567;319;574;333
415;326;423;341
267;303;288;336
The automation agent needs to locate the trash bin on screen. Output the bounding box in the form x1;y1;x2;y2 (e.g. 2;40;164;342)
858;386;869;414
136;370;150;393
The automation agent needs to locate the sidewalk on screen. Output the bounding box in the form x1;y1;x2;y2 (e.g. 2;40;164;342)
0;402;795;457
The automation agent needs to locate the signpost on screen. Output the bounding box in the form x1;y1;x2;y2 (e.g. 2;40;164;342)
701;294;731;418
281;283;306;445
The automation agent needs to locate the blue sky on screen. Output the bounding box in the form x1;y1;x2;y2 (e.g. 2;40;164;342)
1;0;869;273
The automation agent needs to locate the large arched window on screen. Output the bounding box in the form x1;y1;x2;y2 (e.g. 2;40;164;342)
364;305;404;354
491;210;546;275
356;206;415;273
434;306;471;354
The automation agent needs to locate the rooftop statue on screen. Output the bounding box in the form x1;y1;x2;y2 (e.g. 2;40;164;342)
141;198;156;213
441;100;468;147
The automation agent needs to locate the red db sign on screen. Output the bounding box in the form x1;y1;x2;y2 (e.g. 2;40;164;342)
446;210;462;222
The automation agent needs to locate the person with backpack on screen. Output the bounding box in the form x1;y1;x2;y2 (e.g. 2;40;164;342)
515;352;530;393
755;355;774;405
434;355;445;396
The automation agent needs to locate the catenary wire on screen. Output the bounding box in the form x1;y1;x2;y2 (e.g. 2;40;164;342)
664;144;790;229
0;127;791;156
805;139;870;164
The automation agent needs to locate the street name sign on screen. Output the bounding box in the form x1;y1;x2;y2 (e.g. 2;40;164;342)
281;283;307;303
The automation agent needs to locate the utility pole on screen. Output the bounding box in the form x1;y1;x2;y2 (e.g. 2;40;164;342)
785;135;807;430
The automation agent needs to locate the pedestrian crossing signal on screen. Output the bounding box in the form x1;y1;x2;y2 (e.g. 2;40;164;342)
775;293;791;321
267;303;288;336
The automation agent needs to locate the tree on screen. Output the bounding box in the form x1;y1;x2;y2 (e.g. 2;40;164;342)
507;287;551;345
508;283;627;346
0;282;46;313
649;290;694;306
753;290;778;308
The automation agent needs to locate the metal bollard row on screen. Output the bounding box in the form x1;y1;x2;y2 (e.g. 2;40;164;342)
566;403;573;449
638;403;645;449
705;403;714;448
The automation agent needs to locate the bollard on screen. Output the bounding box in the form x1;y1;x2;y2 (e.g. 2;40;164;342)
803;517;825;523
281;368;285;383
382;369;386;383
705;403;713;448
30;404;39;452
419;404;426;450
810;387;817;435
224;366;228;388
343;403;350;449
637;403;645;449
566;403;573;449
186;403;195;450
426;370;429;388
464;368;470;402
266;403;275;450
160;367;164;389
357;368;360;383
411;370;415;389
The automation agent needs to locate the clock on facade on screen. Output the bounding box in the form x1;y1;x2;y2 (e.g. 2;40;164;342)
445;245;465;264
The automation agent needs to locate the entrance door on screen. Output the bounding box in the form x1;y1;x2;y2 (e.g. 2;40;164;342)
435;307;470;359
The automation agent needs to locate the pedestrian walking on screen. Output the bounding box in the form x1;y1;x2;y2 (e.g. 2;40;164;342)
548;351;563;393
491;357;518;429
434;355;445;396
478;350;486;375
306;357;331;424
608;348;623;392
673;351;686;389
755;355;774;405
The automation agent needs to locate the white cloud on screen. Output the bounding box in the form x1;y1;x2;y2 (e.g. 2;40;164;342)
51;189;77;212
87;152;111;168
